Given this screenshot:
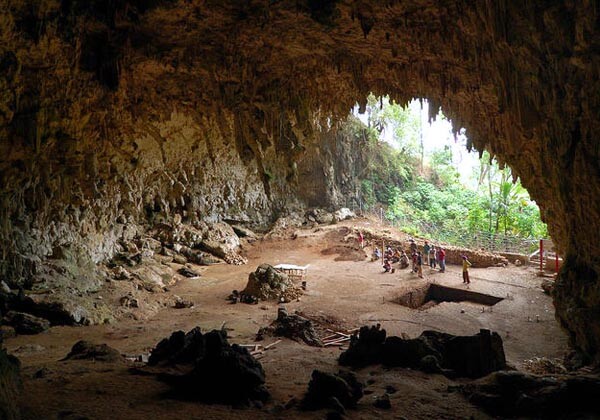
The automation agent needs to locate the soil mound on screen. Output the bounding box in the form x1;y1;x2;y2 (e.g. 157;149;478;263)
321;245;367;262
242;264;303;302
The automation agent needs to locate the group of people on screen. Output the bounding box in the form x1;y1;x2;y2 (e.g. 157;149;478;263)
371;238;447;278
362;232;473;283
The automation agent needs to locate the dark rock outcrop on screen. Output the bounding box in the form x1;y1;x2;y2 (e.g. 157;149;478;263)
340;325;506;379
63;340;122;362
150;328;269;406
3;311;50;335
257;307;322;347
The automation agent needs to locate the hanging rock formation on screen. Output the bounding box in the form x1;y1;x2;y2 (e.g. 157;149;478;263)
0;2;599;363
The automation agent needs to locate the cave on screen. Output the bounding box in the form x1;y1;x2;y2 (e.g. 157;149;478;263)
393;283;504;310
1;0;599;418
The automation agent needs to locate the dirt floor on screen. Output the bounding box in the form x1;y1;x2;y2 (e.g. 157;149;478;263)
5;218;569;419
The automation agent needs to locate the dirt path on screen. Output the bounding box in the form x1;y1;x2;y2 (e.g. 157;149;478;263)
5;220;568;419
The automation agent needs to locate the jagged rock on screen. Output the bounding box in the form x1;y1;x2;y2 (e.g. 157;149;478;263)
338;324;387;367
333;208;355;221
373;393;391;409
0;340;21;420
0;326;16;340
200;222;240;252
541;279;555;295
112;266;131;280
306;208;334;224
119;294;139;308
63;340;122;362
257;307;322;346
178;267;200;278
0;281;10;294
173;296;194;309
3;311;50;335
148;327;203;366
301;370;364;411
340;327;506;379
230;225;257;239
151;328;269;405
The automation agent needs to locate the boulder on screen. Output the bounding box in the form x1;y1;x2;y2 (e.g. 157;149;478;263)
301;369;364;411
63;340;122;362
173;296;194;309
373;393;391;409
541;279;554;295
3;311;50;335
333;208;355;221
257;307;322;346
152;328;270;405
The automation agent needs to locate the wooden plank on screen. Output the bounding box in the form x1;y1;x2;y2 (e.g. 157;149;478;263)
264;339;282;350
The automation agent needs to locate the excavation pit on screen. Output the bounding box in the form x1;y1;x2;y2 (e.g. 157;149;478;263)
393;283;503;310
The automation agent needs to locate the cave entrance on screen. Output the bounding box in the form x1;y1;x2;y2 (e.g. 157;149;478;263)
348;95;548;255
393;283;504;310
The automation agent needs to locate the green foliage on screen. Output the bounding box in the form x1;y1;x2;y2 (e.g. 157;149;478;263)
348;95;548;243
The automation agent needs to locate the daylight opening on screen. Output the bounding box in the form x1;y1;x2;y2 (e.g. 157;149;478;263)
348;95;548;256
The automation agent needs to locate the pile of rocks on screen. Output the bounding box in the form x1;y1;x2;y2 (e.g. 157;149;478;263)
257;307;323;347
241;264;303;303
339;325;506;379
149;327;270;406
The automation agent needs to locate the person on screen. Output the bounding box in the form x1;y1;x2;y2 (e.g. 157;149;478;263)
372;247;381;261
399;250;409;269
383;259;393;273
438;247;446;272
409;239;417;254
411;251;418;272
392;248;401;263
357;231;364;249
429;246;436;268
423;241;431;264
462;255;472;284
417;251;424;278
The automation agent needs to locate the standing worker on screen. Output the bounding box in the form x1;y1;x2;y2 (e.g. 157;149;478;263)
462;255;472;284
358;231;365;249
423;241;431;266
417;251;424;278
438;247;446;272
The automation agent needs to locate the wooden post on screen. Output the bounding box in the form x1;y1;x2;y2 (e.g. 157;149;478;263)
555;253;559;273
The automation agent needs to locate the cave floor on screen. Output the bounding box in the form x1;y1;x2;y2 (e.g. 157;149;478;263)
5;220;568;419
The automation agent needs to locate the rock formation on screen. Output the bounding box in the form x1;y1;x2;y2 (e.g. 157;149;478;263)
0;2;599;362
